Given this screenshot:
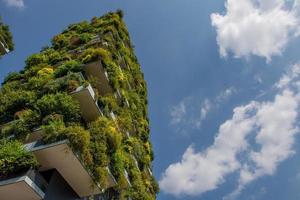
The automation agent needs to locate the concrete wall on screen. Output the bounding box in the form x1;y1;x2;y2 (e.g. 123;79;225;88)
43;170;79;200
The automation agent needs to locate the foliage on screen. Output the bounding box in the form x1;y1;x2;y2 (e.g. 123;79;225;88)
2;72;23;85
51;34;69;49
0;140;38;178
36;93;81;123
41;120;91;163
25;53;48;69
0;10;158;199
0;90;37;123
43;72;85;93
80;47;111;64
54;60;83;78
1;109;40;140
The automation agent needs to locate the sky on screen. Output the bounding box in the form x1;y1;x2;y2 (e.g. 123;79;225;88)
1;0;300;200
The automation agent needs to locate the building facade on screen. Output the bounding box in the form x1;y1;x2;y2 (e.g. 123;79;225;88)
0;11;158;200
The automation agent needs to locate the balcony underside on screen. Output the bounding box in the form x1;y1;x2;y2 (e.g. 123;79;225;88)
25;140;101;197
71;85;102;122
0;41;9;55
0;172;45;200
26;140;116;197
84;61;113;95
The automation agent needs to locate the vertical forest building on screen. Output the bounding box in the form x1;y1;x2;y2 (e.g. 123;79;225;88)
0;11;159;200
0;18;14;57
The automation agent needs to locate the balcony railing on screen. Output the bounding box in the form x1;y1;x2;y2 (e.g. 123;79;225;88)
0;169;47;200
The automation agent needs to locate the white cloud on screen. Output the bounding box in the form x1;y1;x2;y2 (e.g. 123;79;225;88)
211;0;300;61
216;87;237;103
2;0;24;8
161;103;257;196
193;98;212;129
160;64;300;197
170;88;236;132
170;101;186;125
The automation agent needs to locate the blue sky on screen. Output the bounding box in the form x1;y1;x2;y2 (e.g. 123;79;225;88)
1;0;300;200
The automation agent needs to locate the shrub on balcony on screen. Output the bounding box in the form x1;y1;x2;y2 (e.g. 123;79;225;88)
124;137;151;169
0;140;38;178
52;34;69;49
117;109;133;133
89;117;122;153
68;21;93;33
80;48;110;64
98;95;119;115
1;109;40;140
36;92;81;123
25;53;48;69
0;90;37;123
94;166;109;189
54;60;83;78
2;72;23;85
43;72;85;93
41;120;92;164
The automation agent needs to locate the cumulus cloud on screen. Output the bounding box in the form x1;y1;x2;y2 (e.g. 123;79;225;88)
160;64;300;197
2;0;24;8
161;103;257;195
211;0;300;61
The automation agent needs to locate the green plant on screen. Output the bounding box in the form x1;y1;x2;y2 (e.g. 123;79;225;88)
0;90;37;123
54;60;83;78
2;72;23;85
25;53;48;69
43;72;84;93
51;34;69;49
80;48;111;64
0;140;38;178
36;93;81;123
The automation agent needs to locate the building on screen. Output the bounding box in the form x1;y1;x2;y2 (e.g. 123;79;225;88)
0;11;159;200
0;18;14;56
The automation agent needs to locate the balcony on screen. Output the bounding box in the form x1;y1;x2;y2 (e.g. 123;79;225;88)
70;84;103;122
24;128;43;144
25;139;117;197
124;169;131;187
0;41;9;55
0;169;47;200
83;61;113;95
118;56;127;69
131;155;139;170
